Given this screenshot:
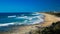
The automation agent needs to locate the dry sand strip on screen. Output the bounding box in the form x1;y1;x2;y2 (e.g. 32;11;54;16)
0;13;60;34
40;13;60;27
10;13;60;34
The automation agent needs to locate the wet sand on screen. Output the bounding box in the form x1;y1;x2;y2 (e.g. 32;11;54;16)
0;13;60;34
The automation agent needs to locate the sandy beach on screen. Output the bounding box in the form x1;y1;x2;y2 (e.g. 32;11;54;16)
0;13;60;34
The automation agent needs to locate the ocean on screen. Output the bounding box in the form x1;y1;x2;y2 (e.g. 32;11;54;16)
0;12;45;31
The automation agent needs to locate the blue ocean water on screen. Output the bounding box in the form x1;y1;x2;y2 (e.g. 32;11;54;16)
0;12;45;31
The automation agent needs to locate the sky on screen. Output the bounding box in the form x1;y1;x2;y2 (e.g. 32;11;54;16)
0;0;60;13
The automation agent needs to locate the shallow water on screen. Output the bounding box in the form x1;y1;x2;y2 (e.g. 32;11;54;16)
0;12;45;31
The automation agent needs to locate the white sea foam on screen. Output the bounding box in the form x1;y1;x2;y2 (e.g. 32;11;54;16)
31;17;44;24
16;16;27;19
32;13;40;15
0;13;45;27
8;15;16;18
0;17;44;26
0;23;15;26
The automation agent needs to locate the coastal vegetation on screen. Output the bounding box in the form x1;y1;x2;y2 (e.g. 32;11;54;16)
0;12;60;34
28;12;60;34
28;21;60;34
45;12;60;17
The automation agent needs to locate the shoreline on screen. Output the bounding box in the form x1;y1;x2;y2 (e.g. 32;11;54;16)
0;12;60;34
17;13;60;34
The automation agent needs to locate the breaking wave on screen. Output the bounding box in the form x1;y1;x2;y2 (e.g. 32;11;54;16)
0;12;45;27
8;15;16;18
0;23;15;26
